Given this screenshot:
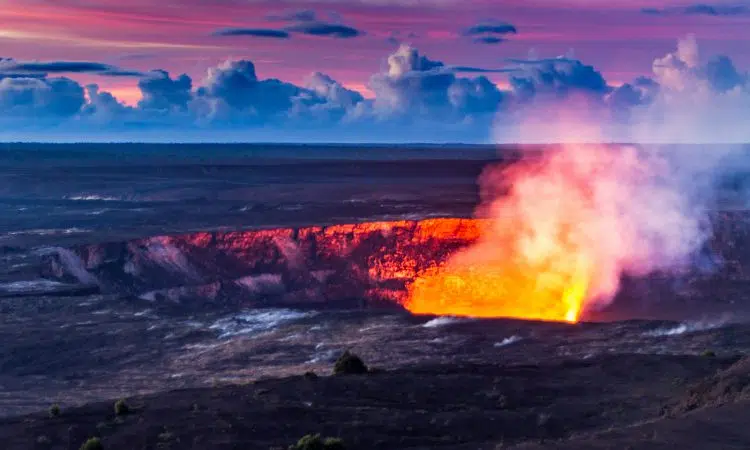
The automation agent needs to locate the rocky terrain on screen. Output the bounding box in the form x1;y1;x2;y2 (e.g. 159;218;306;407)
3;351;750;449
17;210;750;327
39;219;480;311
4;145;750;448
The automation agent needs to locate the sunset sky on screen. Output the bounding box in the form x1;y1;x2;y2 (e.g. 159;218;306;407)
2;0;750;142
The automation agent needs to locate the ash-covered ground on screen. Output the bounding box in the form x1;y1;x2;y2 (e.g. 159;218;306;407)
4;144;750;449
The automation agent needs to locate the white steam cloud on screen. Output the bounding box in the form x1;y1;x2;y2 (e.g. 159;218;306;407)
482;36;747;315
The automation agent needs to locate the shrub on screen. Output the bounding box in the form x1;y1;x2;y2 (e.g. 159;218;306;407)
322;437;346;450
289;434;346;450
80;437;103;450
333;351;368;375
114;399;129;416
702;350;717;358
49;404;61;418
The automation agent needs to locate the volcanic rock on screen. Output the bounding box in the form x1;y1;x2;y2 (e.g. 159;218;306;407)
40;219;479;311
668;355;750;414
37;213;750;317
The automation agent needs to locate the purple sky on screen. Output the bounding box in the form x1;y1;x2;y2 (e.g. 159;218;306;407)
4;0;750;104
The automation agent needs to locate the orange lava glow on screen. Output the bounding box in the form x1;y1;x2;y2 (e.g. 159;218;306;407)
403;211;592;323
405;254;590;323
400;146;624;324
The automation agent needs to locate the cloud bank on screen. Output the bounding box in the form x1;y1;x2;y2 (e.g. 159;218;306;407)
496;35;750;144
1;36;750;143
215;10;364;41
642;3;750;17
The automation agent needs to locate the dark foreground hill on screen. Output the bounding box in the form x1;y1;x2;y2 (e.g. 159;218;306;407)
3;352;750;450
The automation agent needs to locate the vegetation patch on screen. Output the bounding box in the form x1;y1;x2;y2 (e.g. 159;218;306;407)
114;399;130;416
48;404;60;418
289;434;346;450
80;437;104;450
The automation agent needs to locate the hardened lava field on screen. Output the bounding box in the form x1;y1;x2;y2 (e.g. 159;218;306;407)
4;145;750;449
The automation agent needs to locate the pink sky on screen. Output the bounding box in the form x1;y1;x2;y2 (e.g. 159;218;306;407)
3;0;750;104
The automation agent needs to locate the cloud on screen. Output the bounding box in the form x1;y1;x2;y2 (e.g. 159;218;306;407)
508;58;609;102
605;76;660;121
266;9;318;22
82;84;132;123
368;44;503;121
219;10;362;40
498;35;750;145
642;3;749;16
2;61;110;73
450;66;516;74
473;36;506;45
138;70;192;112
286;22;363;38
5;35;750;144
463;21;517;36
382;44;445;77
304;72;364;107
212;28;291;39
0;76;85;120
505;57;579;65
448;76;504;114
702;55;747;92
0;68;46;79
387;30;419;45
291;72;366;123
192;59;307;125
619;35;750;144
116;53;158;62
0;60;143;77
369;45;452;117
647;35;747;94
99;69;148;77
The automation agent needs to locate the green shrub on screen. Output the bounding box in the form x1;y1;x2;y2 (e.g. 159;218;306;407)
80;437;103;450
333;351;368;375
322;437;346;450
48;404;61;418
702;350;716;358
289;434;346;450
114;399;129;416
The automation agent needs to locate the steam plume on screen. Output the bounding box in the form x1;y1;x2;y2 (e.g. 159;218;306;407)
405;142;709;320
406;37;748;321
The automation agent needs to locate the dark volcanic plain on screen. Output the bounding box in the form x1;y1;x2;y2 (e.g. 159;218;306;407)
4;144;750;449
3;352;750;450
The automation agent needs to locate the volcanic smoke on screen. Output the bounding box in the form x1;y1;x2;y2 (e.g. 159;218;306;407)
404;144;707;323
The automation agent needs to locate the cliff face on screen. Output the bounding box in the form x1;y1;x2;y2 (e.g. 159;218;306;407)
42;219;480;310
40;213;750;314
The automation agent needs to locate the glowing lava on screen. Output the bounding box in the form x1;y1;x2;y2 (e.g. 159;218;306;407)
402;144;691;324
404;237;592;324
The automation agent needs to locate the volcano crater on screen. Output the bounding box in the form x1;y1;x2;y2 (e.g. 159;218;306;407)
40;214;750;321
